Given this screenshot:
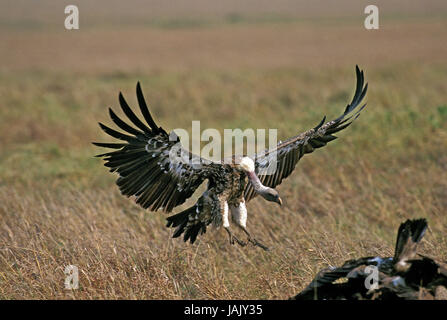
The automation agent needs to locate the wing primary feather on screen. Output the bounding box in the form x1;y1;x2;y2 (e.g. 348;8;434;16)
119;92;152;134
109;108;143;136
98;122;140;142
104;156;144;169
356;83;368;107
318;135;337;143
326;121;354;135
313;116;326;131
92;142;126;149
136;82;160;133
343;65;364;115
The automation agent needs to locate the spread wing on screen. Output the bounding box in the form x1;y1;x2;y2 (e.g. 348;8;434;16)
245;65;368;202
93;82;220;213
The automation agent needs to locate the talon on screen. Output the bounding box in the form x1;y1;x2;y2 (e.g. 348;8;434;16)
248;237;270;251
225;227;246;247
234;236;247;247
239;226;269;251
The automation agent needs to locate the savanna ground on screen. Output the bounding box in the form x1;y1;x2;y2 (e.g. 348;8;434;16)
0;1;446;299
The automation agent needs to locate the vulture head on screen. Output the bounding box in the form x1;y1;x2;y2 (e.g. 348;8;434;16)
238;157;282;206
261;188;283;206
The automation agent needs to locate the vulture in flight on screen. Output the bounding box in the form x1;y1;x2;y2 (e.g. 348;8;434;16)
93;66;368;250
292;218;447;300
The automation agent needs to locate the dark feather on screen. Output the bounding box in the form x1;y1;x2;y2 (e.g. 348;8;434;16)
108;108;143;136
94;82;218;213
119;92;152;135
136;82;160;133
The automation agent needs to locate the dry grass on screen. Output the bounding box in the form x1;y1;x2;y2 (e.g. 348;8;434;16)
0;1;446;299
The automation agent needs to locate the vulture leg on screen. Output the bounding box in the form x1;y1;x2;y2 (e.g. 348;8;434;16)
224;227;246;247
230;202;269;251
221;199;246;247
239;226;270;251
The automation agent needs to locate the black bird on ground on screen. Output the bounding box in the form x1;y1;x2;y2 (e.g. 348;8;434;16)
292;218;447;300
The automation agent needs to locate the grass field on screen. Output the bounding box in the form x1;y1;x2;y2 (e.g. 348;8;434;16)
0;1;446;299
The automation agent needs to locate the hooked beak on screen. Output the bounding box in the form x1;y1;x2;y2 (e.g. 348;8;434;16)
277;197;283;206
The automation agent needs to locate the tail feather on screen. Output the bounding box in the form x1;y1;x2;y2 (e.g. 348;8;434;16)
166;205;206;244
393;218;428;270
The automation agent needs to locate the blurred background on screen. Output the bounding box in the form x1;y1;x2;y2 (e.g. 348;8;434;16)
1;1;447;72
0;1;446;299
